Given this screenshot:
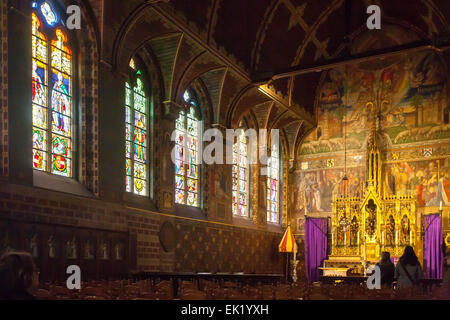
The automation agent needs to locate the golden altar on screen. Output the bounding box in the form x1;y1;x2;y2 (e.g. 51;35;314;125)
324;106;421;275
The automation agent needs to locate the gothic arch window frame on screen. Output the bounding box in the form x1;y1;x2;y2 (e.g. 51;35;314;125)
31;1;79;179
125;56;152;197
232;119;252;219
174;87;202;208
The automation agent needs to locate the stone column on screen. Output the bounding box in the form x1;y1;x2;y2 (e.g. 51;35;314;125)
156;100;182;213
207;124;231;222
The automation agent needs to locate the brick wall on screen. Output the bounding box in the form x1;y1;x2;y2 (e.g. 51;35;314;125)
0;0;8;177
0;182;284;278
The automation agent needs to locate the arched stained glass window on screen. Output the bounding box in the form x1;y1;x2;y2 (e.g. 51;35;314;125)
267;144;280;223
32;2;73;177
174;89;201;207
232;131;249;217
125;70;149;196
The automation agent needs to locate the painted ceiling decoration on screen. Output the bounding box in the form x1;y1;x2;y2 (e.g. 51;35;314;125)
98;0;450;164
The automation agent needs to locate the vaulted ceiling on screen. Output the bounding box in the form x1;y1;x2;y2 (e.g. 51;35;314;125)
93;0;450;162
166;0;450;110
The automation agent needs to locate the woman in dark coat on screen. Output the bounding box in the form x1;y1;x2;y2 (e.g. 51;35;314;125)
376;251;395;287
394;246;423;288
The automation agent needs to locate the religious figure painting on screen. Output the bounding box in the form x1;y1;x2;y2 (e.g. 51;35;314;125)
385;158;450;207
32;60;46;106
51;71;71;137
300;51;448;156
293;51;449;244
163;192;173;209
296;218;305;234
292;166;364;214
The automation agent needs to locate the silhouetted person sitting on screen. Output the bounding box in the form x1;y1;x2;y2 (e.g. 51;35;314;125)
0;251;39;300
395;246;423;288
376;251;395;287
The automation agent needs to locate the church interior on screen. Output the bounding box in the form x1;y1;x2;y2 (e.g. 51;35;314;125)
0;0;450;300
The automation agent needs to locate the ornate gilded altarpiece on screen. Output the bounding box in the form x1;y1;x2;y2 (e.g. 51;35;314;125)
327;106;421;273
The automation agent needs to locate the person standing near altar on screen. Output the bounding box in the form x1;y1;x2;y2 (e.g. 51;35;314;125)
395;246;423;288
377;252;395;287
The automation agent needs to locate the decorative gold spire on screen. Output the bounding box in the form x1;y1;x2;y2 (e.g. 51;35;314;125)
365;102;381;194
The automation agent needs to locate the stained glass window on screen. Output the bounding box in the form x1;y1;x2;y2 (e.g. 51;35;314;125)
32;4;73;178
125;73;148;196
232;131;249;217
129;58;136;70
267;144;280;223
175;89;201;207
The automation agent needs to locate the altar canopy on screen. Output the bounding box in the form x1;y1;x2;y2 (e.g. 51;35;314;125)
305;218;328;283
424;214;444;279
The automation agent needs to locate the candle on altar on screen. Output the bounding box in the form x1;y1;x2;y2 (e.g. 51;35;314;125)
440;201;443;211
344;232;347;246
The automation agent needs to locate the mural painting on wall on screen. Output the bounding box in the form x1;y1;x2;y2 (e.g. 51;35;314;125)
301;51;448;156
385;158;450;206
293;50;449;223
292;166;365;215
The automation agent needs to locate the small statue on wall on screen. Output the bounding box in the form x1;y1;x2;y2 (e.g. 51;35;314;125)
337;225;344;246
350;217;359;246
365;200;377;238
84;240;94;260
163;191;172;209
66;236;77;259
386;215;396;246
401;215;410;245
47;236;56;258
28;233;39;258
100;240;109;260
114;242;123;260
